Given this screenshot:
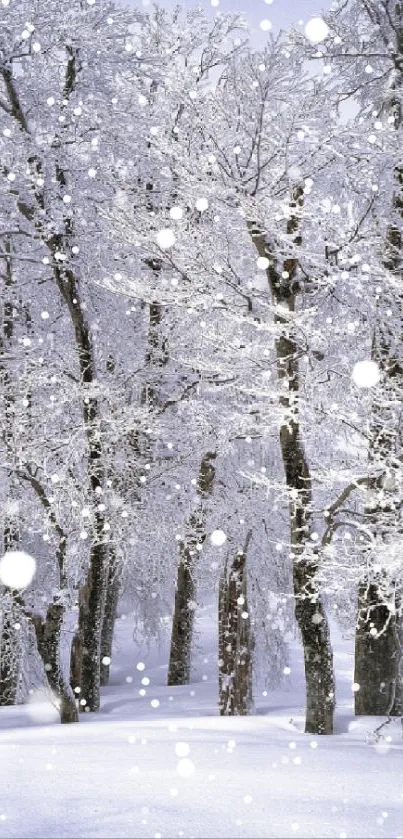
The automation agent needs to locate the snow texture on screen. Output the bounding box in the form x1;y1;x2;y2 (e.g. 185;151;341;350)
0;605;402;839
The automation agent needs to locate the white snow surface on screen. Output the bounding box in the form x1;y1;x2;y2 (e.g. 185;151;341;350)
0;605;402;838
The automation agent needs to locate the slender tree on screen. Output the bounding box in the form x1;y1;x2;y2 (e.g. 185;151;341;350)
218;530;253;715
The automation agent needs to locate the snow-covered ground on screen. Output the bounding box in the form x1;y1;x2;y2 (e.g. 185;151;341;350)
0;605;402;839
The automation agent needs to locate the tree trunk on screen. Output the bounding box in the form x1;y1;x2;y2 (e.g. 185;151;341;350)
168;451;216;686
168;558;195;686
248;206;335;735
100;549;121;686
70;630;83;698
283;415;335;735
219;532;253;715
33;603;78;724
355;583;403;715
141;298;168;410
0;520;22;707
0;595;22;706
354;110;403;711
0;240;22;706
352;358;403;711
51;264;109;714
74;540;108;712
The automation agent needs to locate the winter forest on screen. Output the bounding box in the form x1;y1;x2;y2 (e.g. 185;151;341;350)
1;0;403;836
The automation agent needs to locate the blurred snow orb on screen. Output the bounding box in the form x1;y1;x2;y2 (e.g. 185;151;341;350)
0;550;36;590
26;690;60;724
169;206;183;220
156;229;176;250
176;758;195;777
260;19;272;32
195;198;209;213
256;256;270;270
351;360;380;388
210;529;227;547
304;17;329;44
175;742;190;757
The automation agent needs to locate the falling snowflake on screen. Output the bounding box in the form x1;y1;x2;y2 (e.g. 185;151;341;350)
156;229;176;250
0;550;36;590
169;206;183;220
210;529;227;547
304;17;329;44
195;198;209;213
351;360;380;388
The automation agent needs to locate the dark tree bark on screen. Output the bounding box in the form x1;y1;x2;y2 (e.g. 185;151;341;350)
168;559;195;686
219;531;253;715
0;239;23;706
354;366;403;715
354;296;403;716
14;470;80;722
33;603;78;724
355;583;403;715
72;538;108;713
248;200;335;735
49;241;109;712
100;549;121;686
354;27;403;713
0;594;22;706
141;296;168;410
70;629;83;698
168;451;216;686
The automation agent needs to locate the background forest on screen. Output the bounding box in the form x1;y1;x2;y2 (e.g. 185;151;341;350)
1;0;403;751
